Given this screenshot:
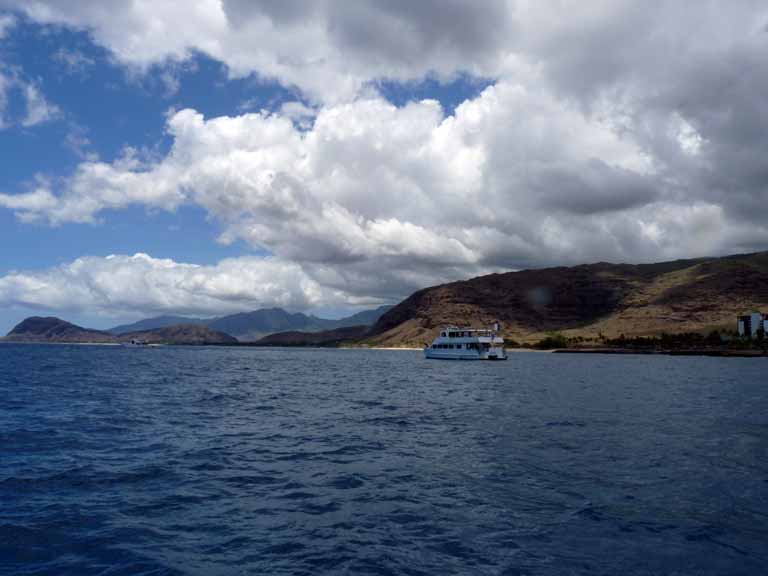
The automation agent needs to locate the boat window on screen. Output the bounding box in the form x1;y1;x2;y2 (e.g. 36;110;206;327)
457;344;462;349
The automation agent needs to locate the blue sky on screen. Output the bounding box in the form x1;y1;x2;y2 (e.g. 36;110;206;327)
0;2;766;335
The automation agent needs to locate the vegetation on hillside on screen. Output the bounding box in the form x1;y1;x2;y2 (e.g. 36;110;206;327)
532;328;767;352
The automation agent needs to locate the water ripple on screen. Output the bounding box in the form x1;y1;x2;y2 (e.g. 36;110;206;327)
1;345;767;575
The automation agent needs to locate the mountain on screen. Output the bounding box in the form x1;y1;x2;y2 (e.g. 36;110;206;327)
254;325;370;347
329;305;392;328
3;317;115;343
3;317;237;345
119;324;237;345
13;251;762;349
205;305;392;341
106;306;392;342
5;306;393;345
109;315;209;335
365;251;768;347
206;308;329;341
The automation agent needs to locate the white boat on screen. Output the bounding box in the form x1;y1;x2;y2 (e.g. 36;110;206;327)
424;324;508;360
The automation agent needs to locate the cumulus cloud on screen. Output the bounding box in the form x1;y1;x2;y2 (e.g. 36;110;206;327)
0;0;513;102
3;82;748;301
0;253;374;317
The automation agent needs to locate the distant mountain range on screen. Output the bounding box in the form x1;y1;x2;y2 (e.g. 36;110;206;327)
3;317;236;345
2;305;393;345
5;252;767;348
108;306;392;341
108;315;210;335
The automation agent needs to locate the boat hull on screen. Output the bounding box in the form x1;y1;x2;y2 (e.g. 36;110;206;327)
424;349;507;360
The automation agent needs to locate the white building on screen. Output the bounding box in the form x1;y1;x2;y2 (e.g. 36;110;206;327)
737;312;767;338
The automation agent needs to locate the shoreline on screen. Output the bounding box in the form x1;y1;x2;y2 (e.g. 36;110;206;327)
0;340;122;346
3;340;765;357
553;347;768;358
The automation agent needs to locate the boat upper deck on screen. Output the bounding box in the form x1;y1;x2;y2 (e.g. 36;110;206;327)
437;327;501;339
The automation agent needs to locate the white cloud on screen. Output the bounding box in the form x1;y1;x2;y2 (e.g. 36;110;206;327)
3;82;745;302
0;12;13;38
0;68;59;129
20;82;60;126
1;0;513;102
0;72;10;129
0;183;57;218
0;253;371;317
52;48;96;76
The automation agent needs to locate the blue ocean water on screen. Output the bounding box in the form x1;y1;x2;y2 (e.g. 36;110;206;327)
1;344;766;575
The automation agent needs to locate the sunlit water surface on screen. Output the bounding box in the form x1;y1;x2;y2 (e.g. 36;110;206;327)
1;344;766;575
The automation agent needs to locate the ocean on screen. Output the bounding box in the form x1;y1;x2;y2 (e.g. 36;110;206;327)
1;344;766;575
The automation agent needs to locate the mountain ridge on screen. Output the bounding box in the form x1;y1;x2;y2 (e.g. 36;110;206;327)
2;317;236;345
108;305;392;341
109;315;210;335
4;317;116;344
5;252;767;347
365;251;768;347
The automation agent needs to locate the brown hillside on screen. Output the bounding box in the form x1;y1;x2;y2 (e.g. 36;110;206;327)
3;317;116;343
119;324;237;345
254;325;369;346
366;252;768;347
3;317;238;345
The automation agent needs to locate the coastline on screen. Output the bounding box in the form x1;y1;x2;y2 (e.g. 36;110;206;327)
553;348;768;358
3;340;765;357
0;340;122;346
366;347;422;351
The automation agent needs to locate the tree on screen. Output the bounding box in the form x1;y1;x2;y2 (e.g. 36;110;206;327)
535;332;569;349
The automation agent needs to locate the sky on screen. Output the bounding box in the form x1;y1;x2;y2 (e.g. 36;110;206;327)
0;1;767;333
